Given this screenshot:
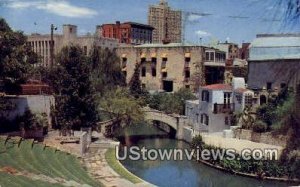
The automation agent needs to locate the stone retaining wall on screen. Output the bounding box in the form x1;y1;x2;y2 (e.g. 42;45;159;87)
234;129;288;147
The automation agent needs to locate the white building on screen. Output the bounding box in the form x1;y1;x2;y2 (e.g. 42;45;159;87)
185;78;253;134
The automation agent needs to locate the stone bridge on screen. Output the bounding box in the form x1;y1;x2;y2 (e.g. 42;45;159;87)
99;108;192;140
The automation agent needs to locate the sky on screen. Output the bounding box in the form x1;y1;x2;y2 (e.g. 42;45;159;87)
0;0;299;45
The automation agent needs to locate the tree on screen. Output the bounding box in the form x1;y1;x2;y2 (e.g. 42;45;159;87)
0;18;37;91
89;46;125;95
129;63;144;98
99;88;144;127
48;45;98;130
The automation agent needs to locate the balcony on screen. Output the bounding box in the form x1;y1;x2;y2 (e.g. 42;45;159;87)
213;103;235;114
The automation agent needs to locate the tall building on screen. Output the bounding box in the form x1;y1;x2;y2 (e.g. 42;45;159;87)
100;21;154;45
148;0;182;43
27;24;118;67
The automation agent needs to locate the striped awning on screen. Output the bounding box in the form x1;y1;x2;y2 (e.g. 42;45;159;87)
185;53;191;58
151;53;157;58
161;53;167;58
161;68;167;72
140;53;146;58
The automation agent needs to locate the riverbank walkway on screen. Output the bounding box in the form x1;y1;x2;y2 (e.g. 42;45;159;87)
44;131;154;187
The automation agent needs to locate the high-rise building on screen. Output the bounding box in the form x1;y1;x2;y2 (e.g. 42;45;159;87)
148;0;182;43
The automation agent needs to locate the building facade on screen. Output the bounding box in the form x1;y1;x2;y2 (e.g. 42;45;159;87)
27;24;118;67
100;21;154;45
148;0;182;43
185;77;253;134
248;34;300;92
117;43;225;92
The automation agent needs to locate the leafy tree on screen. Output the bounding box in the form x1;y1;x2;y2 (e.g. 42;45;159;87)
148;88;197;115
129;63;144;98
89;47;125;95
99;88;144;127
0;18;37;92
47;45;98;130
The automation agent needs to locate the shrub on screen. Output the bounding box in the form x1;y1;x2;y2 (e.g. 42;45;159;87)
252;120;268;133
191;135;204;149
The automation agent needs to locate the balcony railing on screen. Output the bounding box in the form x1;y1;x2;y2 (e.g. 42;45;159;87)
213;103;235;114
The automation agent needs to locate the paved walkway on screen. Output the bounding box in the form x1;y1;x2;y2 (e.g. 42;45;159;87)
44;131;154;187
83;142;154;187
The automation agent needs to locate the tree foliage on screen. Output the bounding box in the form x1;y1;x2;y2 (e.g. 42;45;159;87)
98;88;144;126
0;18;37;86
147;88;197;115
89;47;125;95
47;45;98;130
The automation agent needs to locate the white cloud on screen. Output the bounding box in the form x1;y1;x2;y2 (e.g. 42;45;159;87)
6;0;98;18
195;30;211;37
188;15;203;22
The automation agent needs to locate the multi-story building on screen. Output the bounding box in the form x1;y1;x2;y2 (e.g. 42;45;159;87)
185;77;254;134
248;34;300;103
117;43;225;92
239;43;250;60
148;0;182;43
27;24;118;67
215;42;239;61
99;21;154;45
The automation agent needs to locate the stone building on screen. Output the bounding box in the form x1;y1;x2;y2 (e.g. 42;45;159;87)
100;21;154;45
148;0;182;43
248;34;300;93
27;24;118;67
117;43;225;92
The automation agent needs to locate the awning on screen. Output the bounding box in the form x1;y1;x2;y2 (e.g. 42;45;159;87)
122;67;127;71
185;53;191;58
161;68;167;72
151;53;157;58
161;53;167;58
140;53;146;58
121;54;127;58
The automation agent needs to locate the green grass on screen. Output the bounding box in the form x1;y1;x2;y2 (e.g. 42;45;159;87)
105;148;142;184
0;138;102;187
0;172;64;187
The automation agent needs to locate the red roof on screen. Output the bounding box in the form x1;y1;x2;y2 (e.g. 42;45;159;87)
235;88;249;93
202;84;232;90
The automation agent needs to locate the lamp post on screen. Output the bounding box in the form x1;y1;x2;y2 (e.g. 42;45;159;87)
50;24;57;68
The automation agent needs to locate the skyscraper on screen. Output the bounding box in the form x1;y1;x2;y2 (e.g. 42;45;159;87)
148;0;182;43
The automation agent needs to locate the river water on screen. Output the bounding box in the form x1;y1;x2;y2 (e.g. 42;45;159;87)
117;123;290;187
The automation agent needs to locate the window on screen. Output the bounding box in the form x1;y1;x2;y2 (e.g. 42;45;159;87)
201;114;209;126
245;93;253;106
185;57;191;62
185;85;190;89
152;68;157;77
224;92;231;107
267;82;272;90
162;72;167;78
141;67;146;77
185;70;190;78
142;84;146;89
210;52;215;61
280;83;286;89
122;58;127;68
202;90;209;102
69;27;73;33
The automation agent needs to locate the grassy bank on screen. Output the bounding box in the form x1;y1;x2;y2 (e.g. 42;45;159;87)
105;148;142;184
0;137;101;187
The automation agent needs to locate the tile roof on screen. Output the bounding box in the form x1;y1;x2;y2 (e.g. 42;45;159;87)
202;84;232;90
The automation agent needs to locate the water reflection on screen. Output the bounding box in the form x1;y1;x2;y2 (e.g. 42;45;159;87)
118;124;290;187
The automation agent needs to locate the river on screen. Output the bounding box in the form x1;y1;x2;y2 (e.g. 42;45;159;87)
116;123;290;187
